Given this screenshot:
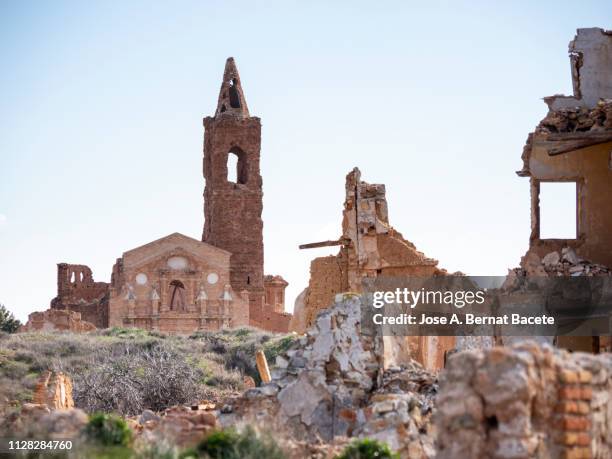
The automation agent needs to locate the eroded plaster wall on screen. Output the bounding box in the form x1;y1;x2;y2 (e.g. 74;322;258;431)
546;28;612;110
526;141;612;268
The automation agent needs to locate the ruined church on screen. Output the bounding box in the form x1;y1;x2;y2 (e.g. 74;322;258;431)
42;58;292;334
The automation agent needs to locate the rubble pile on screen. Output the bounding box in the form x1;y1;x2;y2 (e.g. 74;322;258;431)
537;99;612;134
0;404;88;440
220;293;437;458
19;309;97;333
435;342;612;459
516;247;611;277
129;403;218;447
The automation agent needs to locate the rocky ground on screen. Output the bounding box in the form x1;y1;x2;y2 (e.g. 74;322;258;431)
2;294;612;458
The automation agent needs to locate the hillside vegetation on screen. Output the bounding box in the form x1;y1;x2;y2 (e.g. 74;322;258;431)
0;327;296;416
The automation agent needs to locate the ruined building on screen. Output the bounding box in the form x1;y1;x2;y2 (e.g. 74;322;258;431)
50;263;109;328
293;167;446;333
293;168;454;369
107;233;250;332
36;58;291;334
518;28;612;268
515;28;612;352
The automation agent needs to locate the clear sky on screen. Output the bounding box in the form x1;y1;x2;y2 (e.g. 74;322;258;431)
1;1;610;322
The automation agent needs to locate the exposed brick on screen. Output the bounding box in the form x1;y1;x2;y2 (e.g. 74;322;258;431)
560;432;591;446
555;415;591;431
578;370;592;383
559;386;583;400
580;387;593;400
563;447;592;459
560;369;580;384
557;401;579;414
577;402;590;415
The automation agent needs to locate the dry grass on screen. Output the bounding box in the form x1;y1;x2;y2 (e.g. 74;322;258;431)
0;327;297;416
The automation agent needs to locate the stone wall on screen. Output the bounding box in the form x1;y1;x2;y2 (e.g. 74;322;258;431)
108;232;250;334
50;263;109;328
264;275;288;314
544;28;612;111
517;28;612;271
249;308;292;334
294;168;452;370
295;168;446;336
436;342;612;459
19;309;96;333
290;253;348;334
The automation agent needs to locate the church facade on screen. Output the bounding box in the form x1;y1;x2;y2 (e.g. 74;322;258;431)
43;58;291;334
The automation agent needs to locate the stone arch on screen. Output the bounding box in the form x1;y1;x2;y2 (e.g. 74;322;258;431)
227;147;248;185
169;280;186;311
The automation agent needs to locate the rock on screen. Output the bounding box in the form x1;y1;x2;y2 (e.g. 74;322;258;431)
276;355;289;368
139;409;160;425
32;371;74;410
222;294;435;452
562;247;580;264
259;383;280;397
542;251;560;267
30;409;88;439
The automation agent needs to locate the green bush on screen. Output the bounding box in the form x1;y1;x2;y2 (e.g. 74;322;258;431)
0;304;21;333
84;413;133;447
195;427;285;459
335;438;399;459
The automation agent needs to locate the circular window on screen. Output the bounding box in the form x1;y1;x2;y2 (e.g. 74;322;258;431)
135;273;148;285
167;256;188;270
207;272;219;285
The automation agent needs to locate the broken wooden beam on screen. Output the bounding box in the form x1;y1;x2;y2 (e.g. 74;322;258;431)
536;131;612;156
255;350;271;384
299;238;349;250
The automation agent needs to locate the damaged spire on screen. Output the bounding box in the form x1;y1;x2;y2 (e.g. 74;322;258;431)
215;57;250;118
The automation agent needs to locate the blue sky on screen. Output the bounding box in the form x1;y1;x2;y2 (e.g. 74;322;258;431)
1;1;610;321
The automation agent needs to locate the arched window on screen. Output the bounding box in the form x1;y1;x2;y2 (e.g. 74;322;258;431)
227;147;248;184
169;280;186;311
228;78;241;108
227;152;239;183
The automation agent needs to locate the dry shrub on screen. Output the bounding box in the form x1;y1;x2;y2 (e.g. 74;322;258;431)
74;342;206;415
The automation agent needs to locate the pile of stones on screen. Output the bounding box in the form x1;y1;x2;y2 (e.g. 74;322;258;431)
220;293;437;458
130;403;218;447
515;247;611;278
538;99;612;133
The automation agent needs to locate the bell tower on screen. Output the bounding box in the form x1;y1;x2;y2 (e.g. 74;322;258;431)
202;57;265;309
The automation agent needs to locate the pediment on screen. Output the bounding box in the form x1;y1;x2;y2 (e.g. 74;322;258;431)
121;232;230;271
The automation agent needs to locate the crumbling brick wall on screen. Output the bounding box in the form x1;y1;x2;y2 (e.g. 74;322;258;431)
517;28;612;271
436;342;612;459
264;275;289;314
20;309;96;333
249;310;292;333
300;253;349;331
295;168;445;334
50;263;109;328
